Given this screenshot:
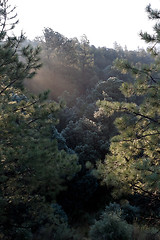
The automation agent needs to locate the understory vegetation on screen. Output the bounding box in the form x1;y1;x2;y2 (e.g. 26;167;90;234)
0;1;160;239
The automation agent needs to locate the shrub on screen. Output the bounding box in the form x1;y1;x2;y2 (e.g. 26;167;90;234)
89;211;132;240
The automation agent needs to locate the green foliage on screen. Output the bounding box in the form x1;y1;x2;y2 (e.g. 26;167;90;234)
104;202;140;224
146;4;160;20
0;1;80;239
96;4;160;226
52;126;75;153
89;209;133;240
32;203;79;240
1;1;159;239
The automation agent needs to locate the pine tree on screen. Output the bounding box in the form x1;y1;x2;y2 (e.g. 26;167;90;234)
0;1;80;239
96;4;160;225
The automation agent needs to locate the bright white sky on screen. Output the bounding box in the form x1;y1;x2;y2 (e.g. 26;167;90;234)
12;0;160;50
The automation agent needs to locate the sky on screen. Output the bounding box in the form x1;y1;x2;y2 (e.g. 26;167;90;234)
12;0;160;50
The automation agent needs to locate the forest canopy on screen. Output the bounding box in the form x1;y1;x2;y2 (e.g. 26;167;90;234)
0;1;160;239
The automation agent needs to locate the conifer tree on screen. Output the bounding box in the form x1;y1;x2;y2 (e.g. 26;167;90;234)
97;4;160;224
0;1;80;239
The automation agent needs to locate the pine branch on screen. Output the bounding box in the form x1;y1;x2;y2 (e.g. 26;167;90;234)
146;4;160;20
121;107;160;125
114;132;160;143
13;99;39;112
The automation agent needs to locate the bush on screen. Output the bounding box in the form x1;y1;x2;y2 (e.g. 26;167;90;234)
104;202;140;224
89;211;132;240
33;204;79;240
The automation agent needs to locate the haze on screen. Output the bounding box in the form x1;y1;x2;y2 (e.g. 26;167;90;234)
12;0;160;49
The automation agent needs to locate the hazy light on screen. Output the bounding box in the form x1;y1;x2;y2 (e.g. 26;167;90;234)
12;0;160;50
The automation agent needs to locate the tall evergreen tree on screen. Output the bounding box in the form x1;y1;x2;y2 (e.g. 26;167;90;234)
0;1;80;239
96;4;160;225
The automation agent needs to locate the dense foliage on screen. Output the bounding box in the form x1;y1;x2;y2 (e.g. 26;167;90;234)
1;1;160;239
97;3;160;227
0;1;80;239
